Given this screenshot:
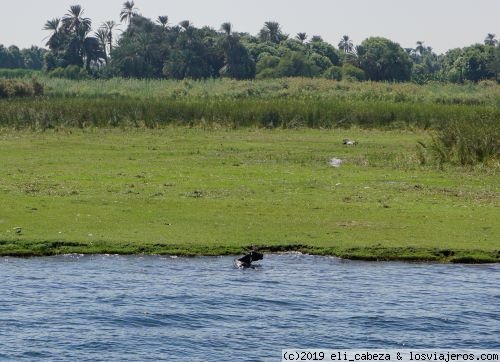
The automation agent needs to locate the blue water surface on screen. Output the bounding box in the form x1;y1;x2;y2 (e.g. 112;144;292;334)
0;254;498;361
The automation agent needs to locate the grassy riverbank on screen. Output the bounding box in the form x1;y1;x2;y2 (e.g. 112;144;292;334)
0;128;498;262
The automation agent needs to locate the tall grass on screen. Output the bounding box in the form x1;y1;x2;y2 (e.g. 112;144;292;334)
0;69;42;79
419;118;499;166
40;77;500;107
1;97;498;130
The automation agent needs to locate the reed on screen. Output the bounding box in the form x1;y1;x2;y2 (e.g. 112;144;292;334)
1;95;498;130
420;118;500;166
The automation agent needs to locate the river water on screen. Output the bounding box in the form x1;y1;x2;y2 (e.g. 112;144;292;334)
0;254;498;361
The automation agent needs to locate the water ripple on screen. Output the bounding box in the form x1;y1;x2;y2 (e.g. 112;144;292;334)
0;255;498;360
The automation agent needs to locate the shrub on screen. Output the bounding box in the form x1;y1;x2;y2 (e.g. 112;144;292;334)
309;53;333;72
342;64;365;81
419;119;499;166
31;78;44;96
256;55;280;79
0;78;44;98
324;66;342;81
48;65;88;80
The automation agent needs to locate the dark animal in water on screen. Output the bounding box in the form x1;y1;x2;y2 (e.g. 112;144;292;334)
234;251;264;268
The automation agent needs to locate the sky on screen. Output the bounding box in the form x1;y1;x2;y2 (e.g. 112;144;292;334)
1;0;499;54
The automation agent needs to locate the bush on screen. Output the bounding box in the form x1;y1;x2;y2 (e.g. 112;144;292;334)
31;78;44;96
324;66;342;81
48;65;88;80
256;55;280;79
0;78;44;98
275;52;321;78
342;64;365;81
309;53;333;72
419;119;499;166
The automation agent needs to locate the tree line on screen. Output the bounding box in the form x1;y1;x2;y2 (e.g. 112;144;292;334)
1;2;499;83
0;45;46;70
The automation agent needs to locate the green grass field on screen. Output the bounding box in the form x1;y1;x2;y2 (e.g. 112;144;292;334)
0;127;498;262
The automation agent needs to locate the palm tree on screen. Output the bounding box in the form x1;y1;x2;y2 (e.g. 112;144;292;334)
179;20;192;31
95;28;108;63
415;41;426;56
43;18;60;34
120;1;138;24
310;35;323;43
344;45;360;66
296;33;307;43
484;33;498;46
43;18;61;48
259;21;283;43
83;37;105;69
220;22;232;36
220;22;236;53
338;35;353;53
103;21;117;54
157;16;169;28
62;5;91;32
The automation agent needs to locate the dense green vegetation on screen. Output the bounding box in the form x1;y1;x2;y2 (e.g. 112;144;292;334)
0;68;42;79
0;3;498;261
0;128;498;262
0;45;46;70
1;77;498;166
2;2;498;83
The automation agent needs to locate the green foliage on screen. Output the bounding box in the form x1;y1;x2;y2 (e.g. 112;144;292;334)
1;78;498;131
43;5;105;71
324;66;342;80
0;69;42;79
48;65;88;80
323;63;365;81
0;45;46;70
488;46;500;82
309;53;333;72
462;45;496;82
421;118;499;166
112;16;170;78
244;41;279;62
308;40;340;66
275;52;320;78
31;4;500;83
219;38;256;80
441;44;497;83
257;52;321;78
258;21;287;44
342;64;365;81
256;55;281;78
278;38;307;54
409;44;442;84
412;64;432;84
163;30;223;79
357;37;413;81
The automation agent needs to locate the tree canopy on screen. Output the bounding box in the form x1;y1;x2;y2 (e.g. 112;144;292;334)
357;37;413;81
3;2;497;84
